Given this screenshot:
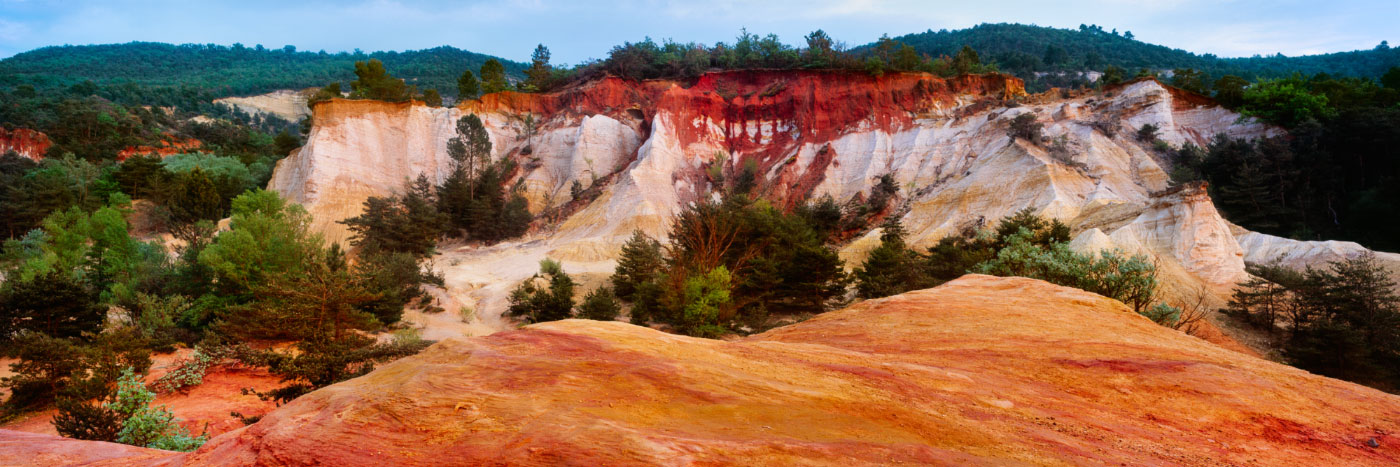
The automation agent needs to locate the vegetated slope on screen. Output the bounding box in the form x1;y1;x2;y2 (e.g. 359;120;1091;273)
882;23;1400;79
0;42;527;98
8;275;1396;465
272;69;1400;342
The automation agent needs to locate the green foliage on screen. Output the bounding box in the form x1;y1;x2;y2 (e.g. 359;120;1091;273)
522;45;553;92
1007;113;1043;142
341;175;446;257
680;267;731;338
0;270;105;340
1229;254;1400;391
55;367;205;450
507;259;576;323
0;43;524;106
421;89;443;107
307;82;342;107
577;287;621;321
349;59;414;102
885;23;1400;92
152;345;233;393
1170;68;1209;94
1136;123;1160;142
1240;77;1335;127
355;250;442;326
1182;72;1400;251
198;189;322;295
612;196;848;335
973;230;1160;314
854;217;928;299
4;329;151;416
436;114;532;243
480;59;509;94
162;167;227;226
611;230;664;301
1212;75;1250;108
108;368;207;451
242;334;432;403
457;70;479;100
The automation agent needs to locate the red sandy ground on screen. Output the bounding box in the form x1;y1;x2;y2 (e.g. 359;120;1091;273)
0;348;281;440
7;275;1394;466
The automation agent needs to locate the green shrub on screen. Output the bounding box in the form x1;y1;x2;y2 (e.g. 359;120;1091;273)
507;259;576;323
577;287;621;321
681;267;731;338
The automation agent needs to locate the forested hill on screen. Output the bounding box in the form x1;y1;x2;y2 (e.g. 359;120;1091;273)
0;42;526;101
882;23;1400;80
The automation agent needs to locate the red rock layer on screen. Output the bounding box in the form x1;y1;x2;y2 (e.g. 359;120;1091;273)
32;275;1396;466
117;136;202;161
316;70;1023;207
0;127;51;160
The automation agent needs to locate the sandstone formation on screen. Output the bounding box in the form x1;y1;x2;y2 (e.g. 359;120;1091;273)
267;71;1396;338
10;276;1397;465
0;127;51;160
214;89;313;122
117;136;202;161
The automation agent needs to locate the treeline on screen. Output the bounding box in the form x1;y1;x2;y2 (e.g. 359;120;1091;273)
1169;71;1400;251
0;43;526;105
887;23;1400;91
1227;256;1400;391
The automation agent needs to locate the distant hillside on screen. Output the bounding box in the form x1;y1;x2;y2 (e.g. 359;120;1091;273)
881;23;1399;81
0;42;526;100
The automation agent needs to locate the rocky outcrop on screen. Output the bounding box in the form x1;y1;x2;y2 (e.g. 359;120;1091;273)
16;276;1398;465
117;136;202;161
0;127;50;160
214;89;313;122
269;71;1395;339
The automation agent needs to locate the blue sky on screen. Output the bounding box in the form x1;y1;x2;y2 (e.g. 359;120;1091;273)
0;0;1395;64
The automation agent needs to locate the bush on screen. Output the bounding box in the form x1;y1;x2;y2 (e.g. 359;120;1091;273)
106;368;207;451
1008;113;1043;142
577;287;621;321
1136;123;1160;142
153;345;234;393
506;259;576;323
5;329;151;416
681;267;731;338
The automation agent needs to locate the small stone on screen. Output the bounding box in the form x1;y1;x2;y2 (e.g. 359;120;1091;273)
1367;438;1380;448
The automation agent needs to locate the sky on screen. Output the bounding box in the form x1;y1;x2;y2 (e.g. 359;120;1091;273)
0;0;1395;64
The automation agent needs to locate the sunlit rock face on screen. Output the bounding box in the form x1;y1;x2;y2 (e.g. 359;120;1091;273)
14;276;1399;466
269;72;1394;337
0;127;51;160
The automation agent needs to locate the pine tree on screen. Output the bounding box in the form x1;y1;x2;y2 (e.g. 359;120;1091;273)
457;70;479;100
480;59;508;94
611;230;664;300
854;217;920;299
523;45;552;92
577;287;621;321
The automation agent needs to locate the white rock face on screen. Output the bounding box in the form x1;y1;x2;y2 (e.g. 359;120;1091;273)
270;78;1390;337
215;90;313;122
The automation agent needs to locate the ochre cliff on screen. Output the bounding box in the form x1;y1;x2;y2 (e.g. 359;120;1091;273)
9;276;1397;465
0;127;51;160
267;71;1396;338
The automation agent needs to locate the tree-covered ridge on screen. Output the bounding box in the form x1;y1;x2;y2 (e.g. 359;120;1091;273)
0;42;527;99
883;23;1399;81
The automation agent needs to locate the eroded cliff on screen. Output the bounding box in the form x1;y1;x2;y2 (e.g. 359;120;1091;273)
268;71;1397;339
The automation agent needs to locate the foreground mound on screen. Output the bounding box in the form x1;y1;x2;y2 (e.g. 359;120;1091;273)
7;275;1398;465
